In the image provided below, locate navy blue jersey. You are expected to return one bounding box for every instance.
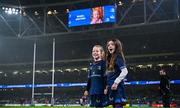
[106,55,127,105]
[87,60,106,95]
[106,55,126,86]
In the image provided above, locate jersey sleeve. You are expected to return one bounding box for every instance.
[114,55,128,84]
[86,63,92,91]
[101,60,107,89]
[116,55,126,69]
[86,78,91,92]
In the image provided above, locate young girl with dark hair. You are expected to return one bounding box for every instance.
[106,38,128,108]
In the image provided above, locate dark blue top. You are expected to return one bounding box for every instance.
[87,60,106,95]
[106,55,126,86]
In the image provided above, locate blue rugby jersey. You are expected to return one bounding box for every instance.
[106,55,126,86]
[86,60,106,95]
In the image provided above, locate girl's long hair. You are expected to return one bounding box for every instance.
[106,38,125,71]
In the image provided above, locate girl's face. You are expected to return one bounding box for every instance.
[107,41,116,54]
[92,46,102,61]
[93,10,100,19]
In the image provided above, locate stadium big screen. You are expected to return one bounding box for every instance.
[68,5,116,27]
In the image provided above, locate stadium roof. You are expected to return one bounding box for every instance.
[0,0,179,39]
[0,0,179,65]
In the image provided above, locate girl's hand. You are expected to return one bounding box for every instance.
[111,83,118,90]
[104,89,108,95]
[84,90,88,96]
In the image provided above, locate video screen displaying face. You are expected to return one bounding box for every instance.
[68,5,116,27]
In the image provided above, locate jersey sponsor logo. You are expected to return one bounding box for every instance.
[90,74,101,77]
[98,66,101,70]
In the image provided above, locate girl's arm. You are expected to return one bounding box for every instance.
[84,79,91,96]
[111,68,128,90]
[86,78,91,91]
[114,67,128,84]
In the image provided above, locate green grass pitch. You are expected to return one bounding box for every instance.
[0,106,152,108]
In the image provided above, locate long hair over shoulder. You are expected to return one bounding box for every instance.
[106,38,126,71]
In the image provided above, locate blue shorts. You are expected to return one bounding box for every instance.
[107,86,127,106]
[90,94,108,107]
